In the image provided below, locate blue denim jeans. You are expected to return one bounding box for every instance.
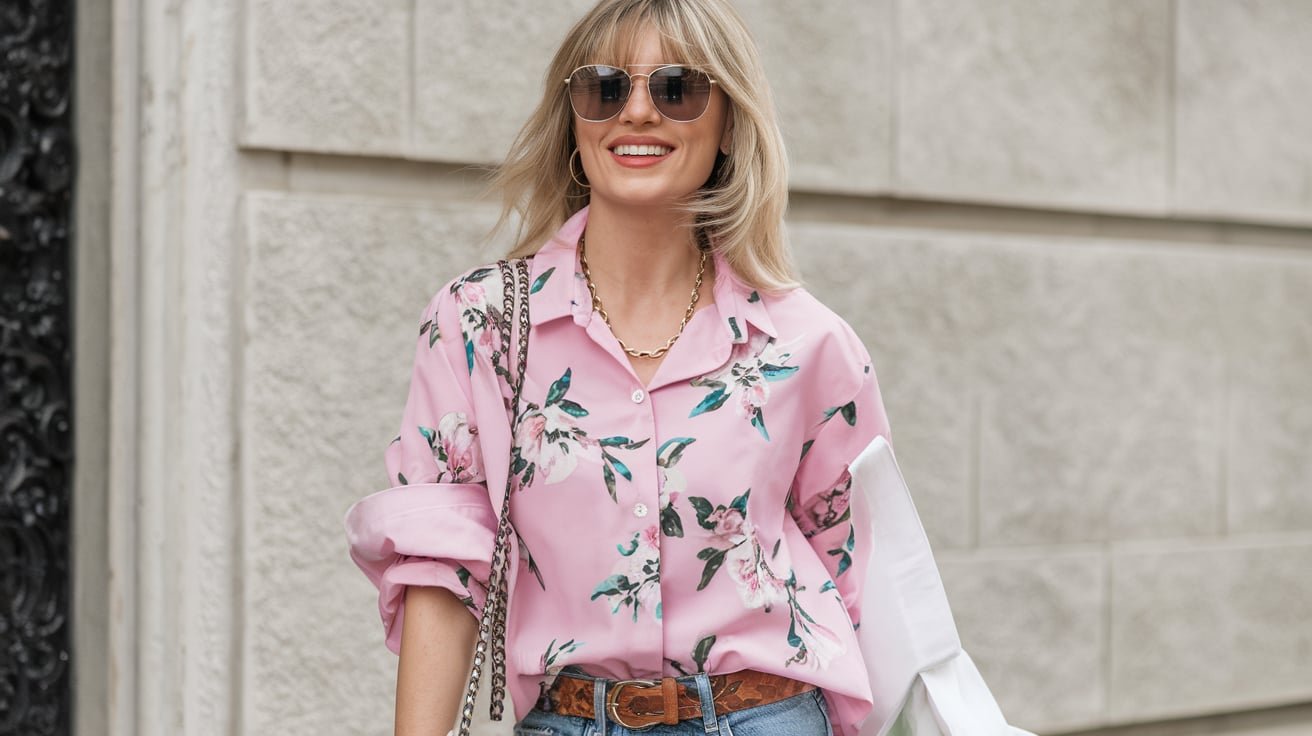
[513,667,833,736]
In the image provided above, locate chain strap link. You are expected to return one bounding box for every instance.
[456,257,531,736]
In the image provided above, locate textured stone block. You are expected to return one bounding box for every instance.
[975,243,1226,545]
[897,0,1171,214]
[242,193,504,734]
[242,0,409,154]
[939,551,1104,732]
[1110,541,1312,720]
[412,0,596,162]
[793,222,1228,548]
[1223,257,1312,533]
[1175,1,1312,225]
[736,0,893,194]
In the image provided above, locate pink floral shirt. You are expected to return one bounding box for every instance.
[345,206,893,736]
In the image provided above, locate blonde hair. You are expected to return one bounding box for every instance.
[490,0,798,293]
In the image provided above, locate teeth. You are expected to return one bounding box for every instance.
[613,144,671,156]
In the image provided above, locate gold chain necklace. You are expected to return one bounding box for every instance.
[578,234,707,360]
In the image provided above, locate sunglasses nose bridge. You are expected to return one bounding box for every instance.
[615,73,662,121]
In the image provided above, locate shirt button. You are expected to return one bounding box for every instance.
[631,389,646,404]
[633,503,649,518]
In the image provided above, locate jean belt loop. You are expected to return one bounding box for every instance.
[694,672,719,734]
[593,674,608,735]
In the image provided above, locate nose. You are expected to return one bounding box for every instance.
[618,75,662,125]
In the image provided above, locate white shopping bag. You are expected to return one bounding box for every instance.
[850,436,1037,736]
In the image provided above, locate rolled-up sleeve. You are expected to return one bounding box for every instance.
[788,332,892,630]
[344,287,497,654]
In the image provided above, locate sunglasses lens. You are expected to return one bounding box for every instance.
[648,66,713,121]
[569,65,630,121]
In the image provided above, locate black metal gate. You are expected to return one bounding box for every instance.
[0,1,75,734]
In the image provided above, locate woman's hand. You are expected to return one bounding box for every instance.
[394,586,477,736]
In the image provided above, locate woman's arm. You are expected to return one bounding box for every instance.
[395,586,477,736]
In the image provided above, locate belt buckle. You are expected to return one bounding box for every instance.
[605,678,662,731]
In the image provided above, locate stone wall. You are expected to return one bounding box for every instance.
[83,1,1312,735]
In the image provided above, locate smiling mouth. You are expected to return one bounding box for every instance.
[611,144,673,156]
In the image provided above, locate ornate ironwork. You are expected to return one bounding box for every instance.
[0,0,75,733]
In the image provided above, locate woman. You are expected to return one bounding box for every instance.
[346,2,1004,735]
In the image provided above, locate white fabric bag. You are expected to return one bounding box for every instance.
[850,436,1037,736]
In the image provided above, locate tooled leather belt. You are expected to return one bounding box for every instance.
[543,669,816,730]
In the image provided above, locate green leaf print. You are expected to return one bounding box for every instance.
[689,384,729,416]
[750,408,770,440]
[695,547,727,591]
[530,266,556,295]
[418,425,436,446]
[692,634,717,671]
[690,496,716,529]
[661,504,684,538]
[591,574,630,598]
[823,401,858,426]
[546,368,573,406]
[657,437,695,467]
[828,525,856,577]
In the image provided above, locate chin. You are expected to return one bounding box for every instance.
[593,182,703,209]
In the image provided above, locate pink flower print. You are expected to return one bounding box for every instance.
[796,474,853,538]
[725,536,788,611]
[640,524,661,551]
[793,615,845,670]
[706,507,747,545]
[454,280,486,308]
[735,380,770,419]
[436,411,485,483]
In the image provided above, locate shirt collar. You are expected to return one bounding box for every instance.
[527,204,778,344]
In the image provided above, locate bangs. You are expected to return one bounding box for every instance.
[582,2,715,71]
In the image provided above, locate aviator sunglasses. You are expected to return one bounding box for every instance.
[564,64,718,122]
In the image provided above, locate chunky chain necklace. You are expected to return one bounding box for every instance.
[578,233,707,360]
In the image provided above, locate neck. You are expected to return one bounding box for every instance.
[579,200,705,300]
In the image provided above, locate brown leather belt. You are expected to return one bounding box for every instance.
[543,669,816,730]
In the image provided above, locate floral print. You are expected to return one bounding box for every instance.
[689,333,800,440]
[453,564,487,612]
[591,525,662,621]
[418,411,485,484]
[656,437,695,537]
[666,634,717,676]
[449,266,504,375]
[796,473,853,539]
[512,368,648,499]
[689,490,845,668]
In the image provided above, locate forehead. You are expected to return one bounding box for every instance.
[587,16,708,68]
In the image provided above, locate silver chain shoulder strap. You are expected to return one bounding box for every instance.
[456,257,531,736]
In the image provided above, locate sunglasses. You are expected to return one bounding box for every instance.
[564,64,717,123]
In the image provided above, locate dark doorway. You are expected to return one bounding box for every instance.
[0,1,75,734]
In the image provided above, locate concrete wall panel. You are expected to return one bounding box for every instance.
[242,192,503,734]
[411,0,596,162]
[1110,541,1312,720]
[1175,1,1312,225]
[242,0,410,154]
[736,0,894,194]
[1224,258,1312,533]
[897,0,1172,214]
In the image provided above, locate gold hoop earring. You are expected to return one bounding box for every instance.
[569,147,590,189]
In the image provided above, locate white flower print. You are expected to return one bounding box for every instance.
[418,411,485,483]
